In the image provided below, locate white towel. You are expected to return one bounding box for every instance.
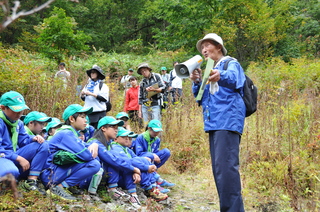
[209,56,233,95]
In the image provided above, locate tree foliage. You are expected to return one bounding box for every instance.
[34,7,91,62]
[0,0,318,62]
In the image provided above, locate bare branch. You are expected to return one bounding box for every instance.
[0,0,10,15]
[0,0,56,32]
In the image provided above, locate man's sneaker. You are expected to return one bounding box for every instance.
[157,180,175,187]
[108,188,130,200]
[46,185,77,201]
[21,179,46,195]
[147,187,168,202]
[129,194,141,209]
[156,185,170,193]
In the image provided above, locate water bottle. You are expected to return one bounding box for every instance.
[88,168,104,194]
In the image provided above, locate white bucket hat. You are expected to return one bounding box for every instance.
[196,33,227,55]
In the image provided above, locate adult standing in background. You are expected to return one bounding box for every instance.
[137,63,165,124]
[80,65,109,128]
[160,67,170,110]
[169,61,182,105]
[160,67,170,84]
[120,68,134,91]
[124,76,143,129]
[190,33,246,211]
[55,62,70,89]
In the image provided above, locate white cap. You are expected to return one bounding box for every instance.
[196,33,227,55]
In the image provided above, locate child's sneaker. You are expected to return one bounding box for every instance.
[46,185,77,201]
[129,194,141,209]
[21,179,46,195]
[157,179,175,187]
[156,185,170,193]
[68,186,84,195]
[147,187,168,202]
[108,188,130,200]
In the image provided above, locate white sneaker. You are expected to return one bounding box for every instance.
[129,194,141,209]
[108,187,130,200]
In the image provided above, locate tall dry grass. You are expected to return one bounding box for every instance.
[1,47,319,210]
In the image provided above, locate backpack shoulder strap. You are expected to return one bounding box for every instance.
[99,81,103,90]
[223,58,235,70]
[153,73,159,81]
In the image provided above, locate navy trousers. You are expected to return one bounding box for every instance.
[154,148,171,168]
[41,159,100,187]
[107,165,156,191]
[209,130,245,212]
[0,141,49,179]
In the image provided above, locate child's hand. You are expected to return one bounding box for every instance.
[132,173,141,184]
[133,167,141,175]
[153,154,161,163]
[88,143,99,158]
[144,157,151,162]
[148,165,157,173]
[33,135,44,144]
[16,156,30,172]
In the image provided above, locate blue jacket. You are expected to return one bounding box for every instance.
[0,119,34,161]
[110,142,150,172]
[89,139,135,173]
[192,59,246,134]
[84,125,95,142]
[45,128,95,168]
[132,134,160,160]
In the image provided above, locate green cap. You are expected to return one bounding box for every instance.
[116,127,133,137]
[129,133,138,138]
[23,111,52,125]
[147,119,163,132]
[62,104,93,121]
[0,91,30,112]
[161,67,167,71]
[116,112,129,119]
[46,117,62,132]
[97,116,124,129]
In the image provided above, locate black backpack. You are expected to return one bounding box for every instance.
[223,59,257,117]
[99,81,112,112]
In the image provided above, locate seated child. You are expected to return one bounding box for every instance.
[0,91,48,194]
[116,112,131,131]
[45,118,62,141]
[23,111,52,136]
[83,116,95,142]
[109,127,168,207]
[85,116,139,196]
[40,104,100,201]
[132,119,175,187]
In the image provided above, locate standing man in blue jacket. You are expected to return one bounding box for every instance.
[190,33,246,212]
